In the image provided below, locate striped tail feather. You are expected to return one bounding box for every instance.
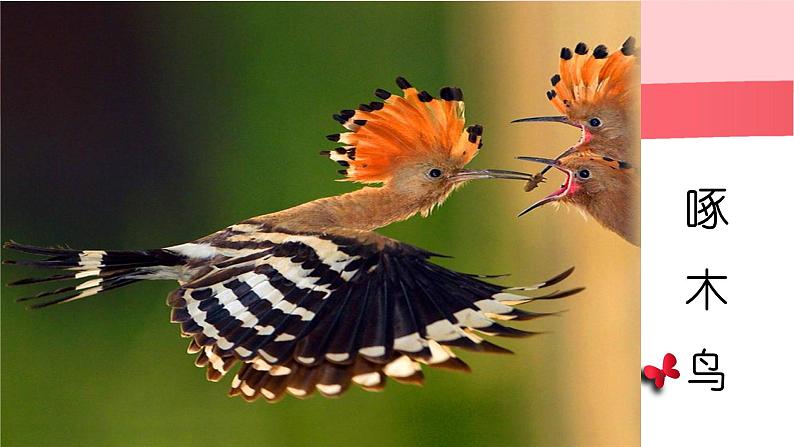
[3,241,186,308]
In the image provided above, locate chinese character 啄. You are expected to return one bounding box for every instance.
[687,188,729,229]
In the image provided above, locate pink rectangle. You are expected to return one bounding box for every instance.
[641,81,793,139]
[642,2,794,84]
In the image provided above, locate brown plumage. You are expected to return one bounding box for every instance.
[517,153,639,245]
[512,38,640,245]
[4,77,583,402]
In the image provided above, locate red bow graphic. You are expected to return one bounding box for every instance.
[643,353,680,389]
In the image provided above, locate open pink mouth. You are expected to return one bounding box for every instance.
[516,158,577,217]
[541,166,576,201]
[579,125,593,145]
[551,125,591,162]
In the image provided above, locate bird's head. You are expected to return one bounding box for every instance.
[512,37,638,154]
[324,77,537,216]
[516,151,635,216]
[516,149,639,244]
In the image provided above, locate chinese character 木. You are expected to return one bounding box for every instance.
[686,268,727,310]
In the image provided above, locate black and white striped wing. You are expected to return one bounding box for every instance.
[167,229,581,402]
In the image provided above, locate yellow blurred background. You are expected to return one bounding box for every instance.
[2,2,639,446]
[448,3,640,445]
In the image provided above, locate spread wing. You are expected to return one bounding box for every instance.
[167,224,582,402]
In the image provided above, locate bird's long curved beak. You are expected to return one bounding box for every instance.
[515,156,574,217]
[450,169,540,183]
[517,156,563,167]
[511,115,588,176]
[511,115,582,129]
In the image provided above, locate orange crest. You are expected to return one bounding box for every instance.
[546,37,638,115]
[322,77,483,183]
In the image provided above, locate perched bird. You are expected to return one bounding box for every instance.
[511,38,640,245]
[4,77,582,402]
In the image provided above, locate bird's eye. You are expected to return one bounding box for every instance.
[578,169,591,179]
[427,168,443,179]
[588,117,602,127]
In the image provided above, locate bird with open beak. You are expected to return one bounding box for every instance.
[512,38,640,245]
[513,37,638,169]
[4,77,582,402]
[518,152,639,245]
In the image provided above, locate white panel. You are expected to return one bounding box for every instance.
[642,136,794,445]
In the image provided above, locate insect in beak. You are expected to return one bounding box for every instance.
[515,156,575,217]
[449,169,541,183]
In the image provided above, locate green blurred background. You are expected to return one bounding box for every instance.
[2,3,639,446]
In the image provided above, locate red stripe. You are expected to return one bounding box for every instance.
[641,81,793,139]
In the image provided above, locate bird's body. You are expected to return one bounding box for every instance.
[513,38,640,245]
[5,78,581,402]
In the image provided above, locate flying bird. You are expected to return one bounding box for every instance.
[4,77,582,402]
[512,38,640,245]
